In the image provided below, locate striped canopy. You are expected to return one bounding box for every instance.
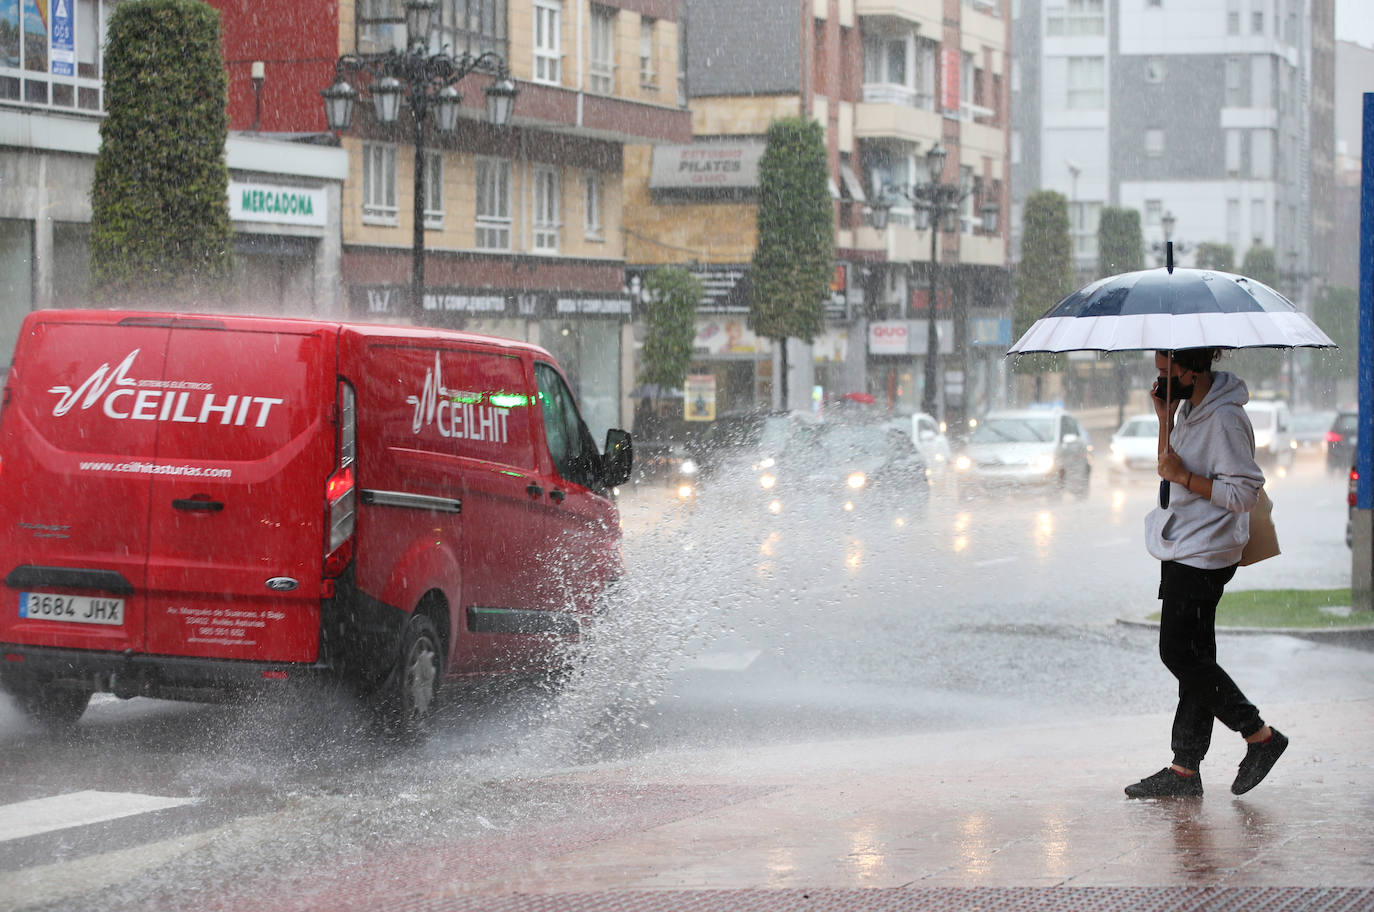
[1007,267,1336,355]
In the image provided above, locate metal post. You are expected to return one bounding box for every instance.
[922,212,939,417]
[412,112,427,314]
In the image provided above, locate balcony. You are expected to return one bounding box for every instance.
[855,89,942,145]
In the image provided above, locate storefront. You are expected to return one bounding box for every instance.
[0,116,346,367]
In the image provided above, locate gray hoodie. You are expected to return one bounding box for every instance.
[1145,370,1265,569]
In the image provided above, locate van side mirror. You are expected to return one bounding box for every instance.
[603,428,633,487]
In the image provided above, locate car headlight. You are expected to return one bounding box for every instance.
[677,484,695,500]
[1109,444,1125,462]
[955,455,972,472]
[760,473,777,490]
[755,457,776,470]
[1033,453,1056,473]
[847,471,867,489]
[680,458,699,476]
[1255,431,1272,449]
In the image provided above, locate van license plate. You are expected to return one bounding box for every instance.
[19,592,125,626]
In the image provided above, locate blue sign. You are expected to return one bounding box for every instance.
[51,0,74,77]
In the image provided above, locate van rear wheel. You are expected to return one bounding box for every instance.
[379,614,443,739]
[10,685,92,729]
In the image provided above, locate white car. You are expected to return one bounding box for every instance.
[1107,414,1160,480]
[883,412,951,468]
[1243,399,1296,466]
[955,408,1093,498]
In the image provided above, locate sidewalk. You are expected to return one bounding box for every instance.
[264,698,1374,911]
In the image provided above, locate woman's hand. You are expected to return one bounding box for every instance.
[1157,446,1187,485]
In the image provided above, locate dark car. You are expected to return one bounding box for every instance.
[747,416,930,520]
[1327,410,1358,473]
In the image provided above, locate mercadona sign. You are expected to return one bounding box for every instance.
[228,181,327,227]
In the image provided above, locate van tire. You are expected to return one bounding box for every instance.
[380,614,443,739]
[11,685,92,729]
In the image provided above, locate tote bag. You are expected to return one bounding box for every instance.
[1240,487,1280,566]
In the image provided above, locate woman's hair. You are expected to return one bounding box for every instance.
[1169,347,1222,373]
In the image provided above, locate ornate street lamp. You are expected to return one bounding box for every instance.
[321,0,518,313]
[873,144,999,418]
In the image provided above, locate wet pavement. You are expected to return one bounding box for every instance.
[158,695,1371,912]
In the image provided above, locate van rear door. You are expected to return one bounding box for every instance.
[142,321,335,663]
[0,316,169,655]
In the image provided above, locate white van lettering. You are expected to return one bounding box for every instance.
[50,349,141,416]
[131,390,161,420]
[103,388,135,419]
[48,351,288,427]
[406,353,509,444]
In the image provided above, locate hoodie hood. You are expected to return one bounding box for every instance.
[1178,370,1248,427]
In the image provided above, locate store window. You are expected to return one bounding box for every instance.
[0,219,33,371]
[1,0,107,110]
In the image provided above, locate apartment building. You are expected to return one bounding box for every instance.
[1010,0,1334,288]
[625,0,1011,425]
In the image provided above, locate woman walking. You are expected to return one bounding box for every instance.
[1125,347,1288,798]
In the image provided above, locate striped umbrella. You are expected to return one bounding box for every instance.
[1007,266,1334,355]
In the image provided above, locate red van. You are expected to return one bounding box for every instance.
[0,310,632,733]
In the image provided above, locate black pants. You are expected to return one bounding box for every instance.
[1158,560,1264,770]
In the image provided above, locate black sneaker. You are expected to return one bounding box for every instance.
[1125,767,1203,798]
[1231,729,1288,795]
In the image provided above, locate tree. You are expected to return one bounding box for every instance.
[1096,207,1144,277]
[1309,285,1357,404]
[91,0,233,303]
[1194,242,1235,272]
[1231,245,1283,388]
[1013,191,1074,392]
[750,117,834,407]
[638,265,702,405]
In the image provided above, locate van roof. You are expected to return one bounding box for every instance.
[23,309,555,361]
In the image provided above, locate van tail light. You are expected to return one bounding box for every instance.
[1350,468,1359,509]
[1327,431,1342,444]
[324,382,357,579]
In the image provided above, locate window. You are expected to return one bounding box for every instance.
[475,157,511,250]
[535,362,600,490]
[1251,8,1264,33]
[1224,57,1243,107]
[1011,130,1022,164]
[1144,199,1162,225]
[959,166,975,233]
[534,0,562,85]
[589,5,615,94]
[1225,129,1242,176]
[1,0,108,110]
[960,51,975,111]
[1046,0,1104,36]
[429,0,509,59]
[1069,201,1101,261]
[424,151,444,228]
[1145,128,1164,157]
[533,165,560,252]
[584,171,603,240]
[1066,56,1104,110]
[1011,57,1021,92]
[862,32,935,108]
[362,143,398,223]
[639,17,657,88]
[1226,0,1240,34]
[1251,199,1266,243]
[1251,129,1273,179]
[359,0,405,54]
[1227,198,1241,250]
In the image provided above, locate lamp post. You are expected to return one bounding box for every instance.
[321,0,518,313]
[868,144,998,419]
[1152,210,1190,269]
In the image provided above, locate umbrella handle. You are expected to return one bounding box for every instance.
[1159,478,1170,509]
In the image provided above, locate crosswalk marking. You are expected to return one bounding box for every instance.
[0,790,196,843]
